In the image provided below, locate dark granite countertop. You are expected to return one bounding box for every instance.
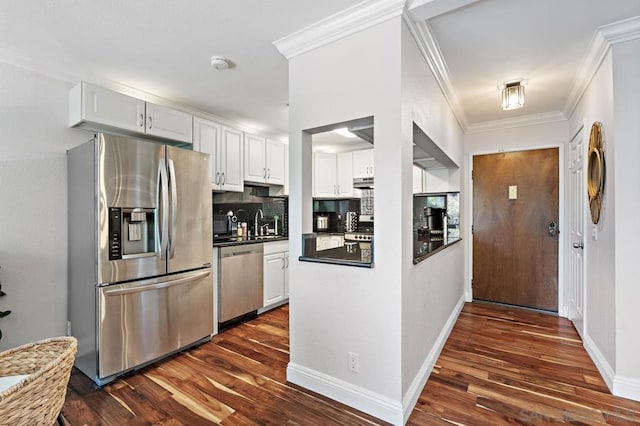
[299,241,373,268]
[213,236,288,247]
[413,235,461,264]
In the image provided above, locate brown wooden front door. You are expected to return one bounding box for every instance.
[472,148,559,312]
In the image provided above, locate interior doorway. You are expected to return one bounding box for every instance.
[472,148,560,312]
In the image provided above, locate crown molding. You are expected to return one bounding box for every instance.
[272,0,406,60]
[402,13,469,131]
[564,16,640,118]
[465,111,567,134]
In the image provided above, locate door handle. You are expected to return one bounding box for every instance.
[158,159,169,259]
[168,159,178,258]
[548,221,559,237]
[103,269,211,296]
[573,242,584,249]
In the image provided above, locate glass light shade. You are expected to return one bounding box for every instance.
[501,83,525,110]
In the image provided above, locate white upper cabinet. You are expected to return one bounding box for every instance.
[313,153,338,197]
[69,82,193,144]
[424,168,449,193]
[352,148,374,178]
[265,139,286,185]
[413,165,424,194]
[336,151,355,197]
[145,103,193,143]
[193,117,243,192]
[244,134,285,185]
[244,133,267,182]
[218,125,244,192]
[70,82,145,133]
[313,152,354,198]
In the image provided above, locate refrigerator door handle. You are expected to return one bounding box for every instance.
[158,159,169,260]
[168,159,178,259]
[102,269,211,296]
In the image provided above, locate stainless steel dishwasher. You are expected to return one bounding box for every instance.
[219,244,264,324]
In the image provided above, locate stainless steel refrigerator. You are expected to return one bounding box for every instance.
[68,133,213,385]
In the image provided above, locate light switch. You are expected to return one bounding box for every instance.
[508,185,518,200]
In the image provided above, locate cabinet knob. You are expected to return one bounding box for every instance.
[139,113,144,127]
[215,172,220,185]
[148,116,153,129]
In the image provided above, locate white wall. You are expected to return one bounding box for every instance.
[287,18,405,423]
[0,61,88,350]
[611,39,640,399]
[400,20,465,415]
[568,50,616,377]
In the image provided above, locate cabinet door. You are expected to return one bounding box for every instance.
[146,103,193,143]
[244,133,267,183]
[413,165,424,194]
[220,126,244,192]
[313,153,337,197]
[264,253,285,306]
[80,83,145,133]
[352,149,373,178]
[284,252,289,298]
[329,235,344,249]
[316,236,331,251]
[425,168,449,193]
[193,117,221,188]
[266,139,286,185]
[336,151,354,197]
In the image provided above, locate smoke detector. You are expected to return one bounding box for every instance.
[210,56,230,70]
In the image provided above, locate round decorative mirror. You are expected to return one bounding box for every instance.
[587,122,605,224]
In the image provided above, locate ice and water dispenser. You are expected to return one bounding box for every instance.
[108,207,158,260]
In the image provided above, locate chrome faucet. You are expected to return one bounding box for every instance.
[254,209,264,236]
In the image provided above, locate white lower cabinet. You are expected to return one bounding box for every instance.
[263,241,289,308]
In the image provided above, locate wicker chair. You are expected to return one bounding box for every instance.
[0,336,77,426]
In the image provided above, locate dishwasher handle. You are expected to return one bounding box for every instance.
[220,245,263,258]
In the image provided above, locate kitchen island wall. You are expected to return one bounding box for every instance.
[0,61,87,351]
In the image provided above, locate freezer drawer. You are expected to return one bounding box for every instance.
[97,268,212,380]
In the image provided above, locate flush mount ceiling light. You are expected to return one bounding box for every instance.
[333,127,356,138]
[501,81,525,110]
[210,56,231,70]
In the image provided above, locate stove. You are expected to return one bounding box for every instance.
[344,232,373,242]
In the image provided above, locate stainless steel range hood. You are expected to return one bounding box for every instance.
[353,176,374,188]
[348,123,373,143]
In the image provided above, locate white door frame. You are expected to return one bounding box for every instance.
[464,143,566,315]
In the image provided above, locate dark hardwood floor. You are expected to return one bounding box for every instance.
[61,303,640,425]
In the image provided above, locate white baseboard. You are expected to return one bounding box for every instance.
[583,332,615,391]
[614,375,640,402]
[402,295,466,423]
[287,363,403,425]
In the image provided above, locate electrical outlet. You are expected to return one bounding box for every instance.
[348,352,359,373]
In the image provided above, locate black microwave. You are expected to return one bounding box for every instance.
[213,214,237,239]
